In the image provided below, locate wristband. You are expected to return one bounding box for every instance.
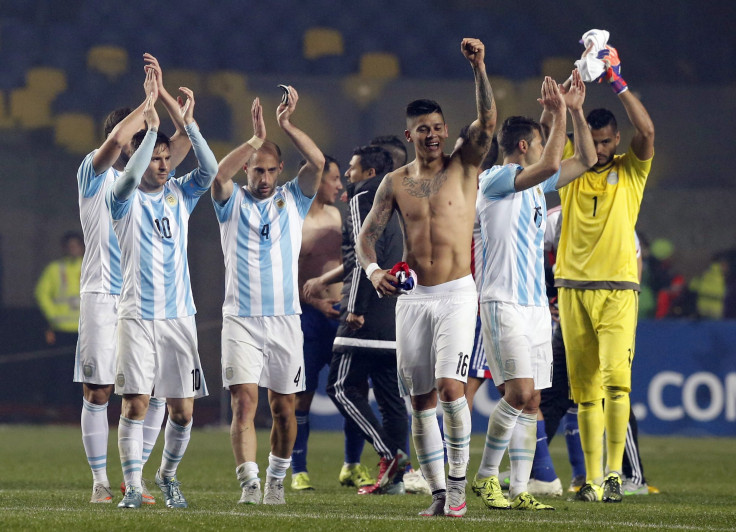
[365,262,380,280]
[246,136,264,150]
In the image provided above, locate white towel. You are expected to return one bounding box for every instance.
[574,29,610,82]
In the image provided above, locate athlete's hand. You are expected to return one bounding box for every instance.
[369,269,399,297]
[303,276,327,301]
[143,53,165,93]
[252,97,266,140]
[346,313,365,330]
[143,75,160,131]
[310,297,340,319]
[461,38,485,68]
[561,69,586,111]
[178,87,195,125]
[277,85,298,127]
[143,65,159,102]
[538,76,565,117]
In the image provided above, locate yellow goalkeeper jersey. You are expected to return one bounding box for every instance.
[555,141,652,290]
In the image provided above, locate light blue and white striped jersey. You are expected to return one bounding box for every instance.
[213,179,314,317]
[107,174,210,320]
[477,163,559,306]
[77,151,123,295]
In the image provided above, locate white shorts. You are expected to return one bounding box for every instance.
[395,275,478,396]
[221,314,305,394]
[74,292,118,384]
[480,301,553,389]
[115,315,208,399]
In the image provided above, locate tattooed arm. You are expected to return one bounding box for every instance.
[357,174,400,296]
[456,38,497,169]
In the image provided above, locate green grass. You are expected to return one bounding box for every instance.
[0,425,734,531]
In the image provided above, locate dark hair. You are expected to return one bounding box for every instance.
[406,99,444,121]
[103,107,133,138]
[498,116,542,157]
[352,145,393,176]
[62,231,84,246]
[132,130,171,151]
[587,108,618,131]
[299,154,340,173]
[370,135,407,167]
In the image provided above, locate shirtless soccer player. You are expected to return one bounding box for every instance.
[357,38,496,517]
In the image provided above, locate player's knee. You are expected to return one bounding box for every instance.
[604,386,629,401]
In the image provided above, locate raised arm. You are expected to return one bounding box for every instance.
[91,70,156,174]
[513,77,567,191]
[457,38,496,168]
[112,89,159,201]
[179,87,218,189]
[277,86,325,197]
[557,69,597,187]
[144,53,191,168]
[356,175,399,296]
[212,98,265,204]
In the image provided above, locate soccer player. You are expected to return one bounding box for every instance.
[108,75,217,509]
[553,45,655,503]
[356,38,496,517]
[291,155,367,491]
[325,145,409,496]
[75,55,190,504]
[473,70,596,511]
[212,88,324,505]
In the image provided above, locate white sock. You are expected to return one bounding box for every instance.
[142,397,166,467]
[236,461,260,488]
[441,397,471,479]
[82,399,109,486]
[509,412,537,498]
[477,398,521,478]
[159,418,192,478]
[412,408,446,494]
[118,416,143,489]
[266,453,291,480]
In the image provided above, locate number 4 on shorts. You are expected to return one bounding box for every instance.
[293,366,302,386]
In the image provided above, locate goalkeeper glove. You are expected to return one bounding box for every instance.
[597,45,628,95]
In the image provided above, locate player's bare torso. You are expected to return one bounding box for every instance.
[392,154,476,286]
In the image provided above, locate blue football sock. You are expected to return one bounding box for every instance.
[344,419,365,464]
[564,410,586,478]
[530,420,558,481]
[292,410,309,473]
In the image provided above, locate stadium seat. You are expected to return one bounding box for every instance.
[359,52,400,79]
[9,88,53,128]
[207,71,248,104]
[87,45,129,81]
[303,27,344,60]
[54,112,97,154]
[25,67,68,99]
[0,92,14,128]
[164,69,204,95]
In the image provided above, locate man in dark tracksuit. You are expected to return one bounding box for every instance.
[327,145,409,495]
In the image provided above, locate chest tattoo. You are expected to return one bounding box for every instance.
[402,170,448,198]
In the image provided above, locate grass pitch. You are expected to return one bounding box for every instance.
[0,425,734,531]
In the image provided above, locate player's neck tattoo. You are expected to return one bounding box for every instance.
[401,170,448,198]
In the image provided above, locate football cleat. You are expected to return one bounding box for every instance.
[473,474,510,509]
[90,483,113,503]
[383,481,406,495]
[339,463,375,488]
[418,495,446,517]
[568,474,586,493]
[118,485,142,509]
[120,479,155,504]
[238,479,261,504]
[403,468,431,496]
[154,469,188,508]
[510,492,555,510]
[575,481,603,502]
[290,471,314,491]
[263,477,285,505]
[528,477,563,497]
[444,480,467,517]
[602,472,623,503]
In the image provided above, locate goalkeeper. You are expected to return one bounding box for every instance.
[545,35,655,503]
